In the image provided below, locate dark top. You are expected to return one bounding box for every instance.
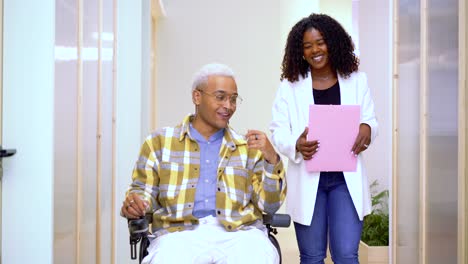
[313,81,341,105]
[313,81,345,177]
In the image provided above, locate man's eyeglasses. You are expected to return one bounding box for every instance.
[197,90,243,106]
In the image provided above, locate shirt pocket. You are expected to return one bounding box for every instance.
[223,166,251,205]
[158,161,183,201]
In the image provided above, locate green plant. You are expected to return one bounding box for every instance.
[361,180,389,246]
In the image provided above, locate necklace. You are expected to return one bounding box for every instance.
[313,75,332,81]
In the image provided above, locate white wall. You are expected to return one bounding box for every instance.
[2,0,55,263]
[279,0,319,47]
[154,0,281,136]
[320,0,353,34]
[358,0,392,193]
[140,0,152,139]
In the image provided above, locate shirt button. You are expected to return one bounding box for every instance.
[205,179,209,183]
[217,188,221,191]
[217,210,221,215]
[205,199,209,203]
[206,160,210,163]
[227,225,232,230]
[207,142,211,145]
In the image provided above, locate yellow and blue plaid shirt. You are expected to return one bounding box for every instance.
[127,115,287,236]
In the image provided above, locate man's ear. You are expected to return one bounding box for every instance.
[192,89,201,105]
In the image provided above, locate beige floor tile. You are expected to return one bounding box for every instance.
[275,225,300,264]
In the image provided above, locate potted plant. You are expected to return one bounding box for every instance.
[359,180,389,264]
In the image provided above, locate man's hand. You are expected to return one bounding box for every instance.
[245,129,280,164]
[351,123,371,156]
[120,192,148,219]
[296,127,319,160]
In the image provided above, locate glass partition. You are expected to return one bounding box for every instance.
[396,0,459,263]
[54,0,78,262]
[54,0,115,263]
[426,0,458,263]
[397,0,421,262]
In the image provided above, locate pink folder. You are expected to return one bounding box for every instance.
[306,105,360,172]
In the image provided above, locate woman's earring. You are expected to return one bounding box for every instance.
[302,56,307,60]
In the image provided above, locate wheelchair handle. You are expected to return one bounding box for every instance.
[129,218,149,237]
[128,217,150,260]
[263,213,291,228]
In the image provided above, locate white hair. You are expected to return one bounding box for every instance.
[191,63,236,91]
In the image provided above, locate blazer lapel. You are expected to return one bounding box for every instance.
[295,72,314,123]
[338,73,355,105]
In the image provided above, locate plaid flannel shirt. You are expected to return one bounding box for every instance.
[127,115,287,236]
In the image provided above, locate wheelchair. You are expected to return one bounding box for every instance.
[129,213,291,264]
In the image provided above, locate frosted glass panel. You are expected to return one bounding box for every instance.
[80,0,99,260]
[397,0,420,263]
[426,0,458,263]
[99,0,115,263]
[54,0,78,263]
[54,0,116,262]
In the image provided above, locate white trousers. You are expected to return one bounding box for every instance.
[142,216,279,264]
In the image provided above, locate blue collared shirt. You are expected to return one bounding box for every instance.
[189,124,224,218]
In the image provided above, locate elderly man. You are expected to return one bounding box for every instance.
[121,63,287,264]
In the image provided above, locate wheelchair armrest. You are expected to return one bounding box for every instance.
[263,213,291,228]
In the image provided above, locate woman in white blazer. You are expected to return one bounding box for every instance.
[270,14,378,264]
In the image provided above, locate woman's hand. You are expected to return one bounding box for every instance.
[296,127,319,160]
[351,123,371,156]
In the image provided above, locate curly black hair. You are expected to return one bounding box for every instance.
[280,13,359,82]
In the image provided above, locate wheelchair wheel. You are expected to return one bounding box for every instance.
[268,234,282,264]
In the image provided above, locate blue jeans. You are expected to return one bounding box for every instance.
[294,172,362,264]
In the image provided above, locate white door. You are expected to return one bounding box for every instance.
[1,0,55,263]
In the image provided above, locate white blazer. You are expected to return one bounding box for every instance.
[270,71,378,225]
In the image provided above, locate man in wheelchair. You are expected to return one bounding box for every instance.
[121,63,287,264]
